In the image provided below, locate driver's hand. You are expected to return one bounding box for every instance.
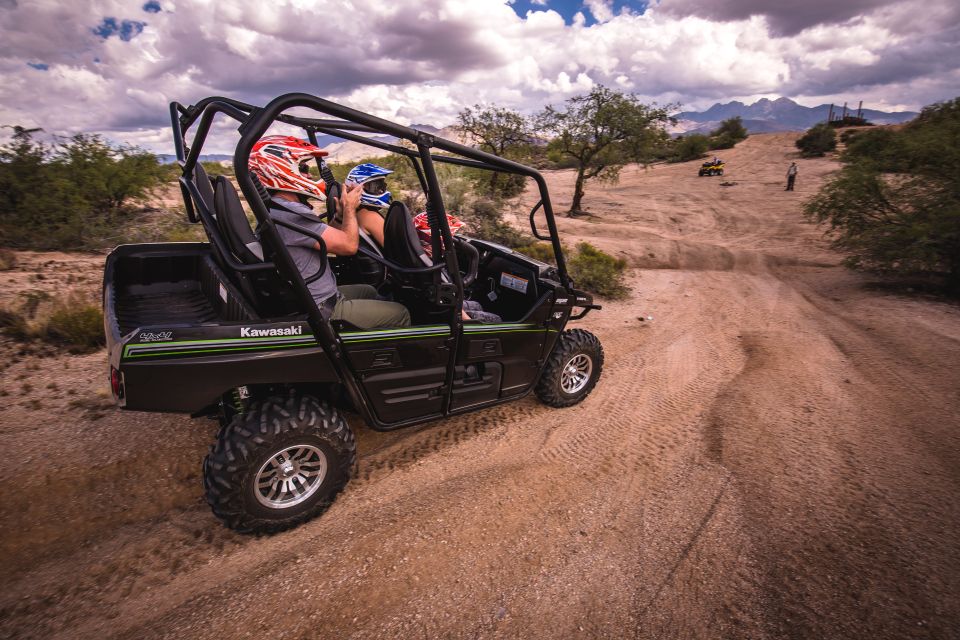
[339,182,362,214]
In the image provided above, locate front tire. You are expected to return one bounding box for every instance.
[536,329,604,407]
[203,393,355,533]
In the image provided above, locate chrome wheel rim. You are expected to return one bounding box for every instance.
[560,353,593,394]
[254,445,327,509]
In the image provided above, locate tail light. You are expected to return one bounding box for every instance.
[110,366,125,400]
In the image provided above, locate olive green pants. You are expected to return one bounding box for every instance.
[331,284,411,329]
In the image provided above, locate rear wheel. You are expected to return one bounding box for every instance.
[536,329,604,407]
[203,393,355,533]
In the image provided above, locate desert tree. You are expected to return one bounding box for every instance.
[454,104,534,199]
[538,85,673,214]
[805,97,960,290]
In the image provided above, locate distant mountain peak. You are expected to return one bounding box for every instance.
[673,97,917,135]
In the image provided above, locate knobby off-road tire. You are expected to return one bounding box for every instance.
[535,329,604,408]
[203,394,356,533]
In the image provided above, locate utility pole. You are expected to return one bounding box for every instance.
[857,101,863,119]
[828,103,834,123]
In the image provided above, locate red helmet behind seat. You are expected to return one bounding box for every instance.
[248,135,328,200]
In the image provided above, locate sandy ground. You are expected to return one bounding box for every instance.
[1,132,959,639]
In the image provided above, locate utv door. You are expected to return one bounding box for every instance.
[339,324,452,424]
[452,256,556,410]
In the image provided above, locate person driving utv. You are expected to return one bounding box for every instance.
[248,135,410,329]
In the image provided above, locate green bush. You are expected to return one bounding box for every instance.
[46,298,105,352]
[805,97,960,290]
[0,291,104,353]
[710,117,748,144]
[0,128,166,249]
[200,161,233,178]
[569,242,629,299]
[515,241,628,298]
[796,123,837,157]
[461,199,529,248]
[708,132,738,150]
[515,241,557,263]
[669,134,710,163]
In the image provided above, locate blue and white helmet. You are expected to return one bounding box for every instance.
[345,163,393,210]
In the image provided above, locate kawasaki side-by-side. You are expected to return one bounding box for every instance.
[103,93,604,532]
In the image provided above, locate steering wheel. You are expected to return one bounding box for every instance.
[454,237,479,288]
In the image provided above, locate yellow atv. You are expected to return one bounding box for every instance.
[698,159,724,176]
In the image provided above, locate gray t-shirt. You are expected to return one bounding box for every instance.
[269,197,338,305]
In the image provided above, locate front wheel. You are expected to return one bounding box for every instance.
[536,329,604,407]
[203,393,356,533]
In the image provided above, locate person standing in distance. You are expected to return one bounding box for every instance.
[786,162,798,191]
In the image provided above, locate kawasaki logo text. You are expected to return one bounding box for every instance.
[240,326,303,337]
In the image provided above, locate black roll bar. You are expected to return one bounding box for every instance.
[269,218,328,283]
[174,91,573,289]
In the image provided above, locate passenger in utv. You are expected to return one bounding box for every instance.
[343,162,392,246]
[248,135,410,329]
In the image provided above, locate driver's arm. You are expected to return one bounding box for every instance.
[317,183,362,255]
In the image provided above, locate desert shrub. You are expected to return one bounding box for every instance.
[514,241,628,298]
[200,161,233,178]
[805,97,960,290]
[0,128,167,249]
[569,242,629,299]
[796,123,837,157]
[0,247,16,270]
[841,128,902,167]
[515,241,557,263]
[710,117,748,145]
[46,297,105,351]
[460,198,529,248]
[669,134,710,163]
[0,291,104,352]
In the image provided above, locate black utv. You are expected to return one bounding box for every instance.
[103,93,604,533]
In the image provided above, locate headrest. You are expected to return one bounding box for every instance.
[213,176,263,264]
[193,163,216,217]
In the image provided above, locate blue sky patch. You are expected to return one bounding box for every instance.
[509,0,646,25]
[27,62,49,71]
[143,1,161,13]
[93,17,146,41]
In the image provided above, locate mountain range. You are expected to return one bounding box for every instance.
[671,97,918,135]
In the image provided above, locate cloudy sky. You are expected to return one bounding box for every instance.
[1,0,958,153]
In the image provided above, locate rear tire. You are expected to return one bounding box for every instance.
[536,329,604,407]
[203,393,355,533]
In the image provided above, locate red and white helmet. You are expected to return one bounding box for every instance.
[248,135,328,200]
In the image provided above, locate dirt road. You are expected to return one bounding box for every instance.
[2,133,959,639]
